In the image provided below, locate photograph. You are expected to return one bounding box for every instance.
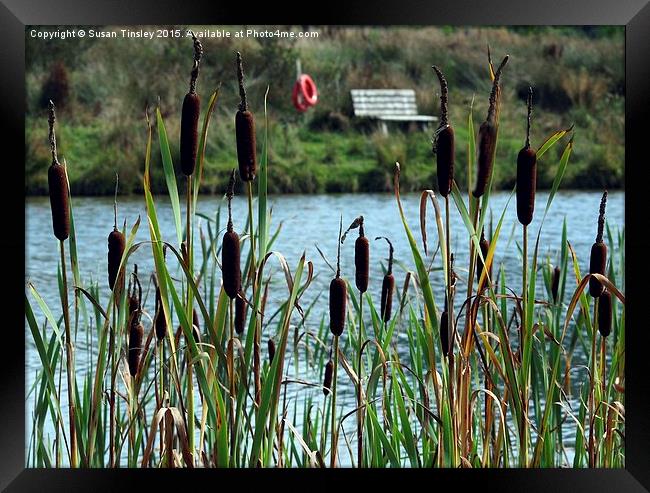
[22,24,627,470]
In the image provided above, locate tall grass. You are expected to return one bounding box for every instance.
[25,49,625,469]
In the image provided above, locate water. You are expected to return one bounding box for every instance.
[25,190,624,466]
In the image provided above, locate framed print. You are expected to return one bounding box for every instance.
[2,0,649,490]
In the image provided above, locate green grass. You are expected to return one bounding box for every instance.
[25,25,624,195]
[25,44,625,469]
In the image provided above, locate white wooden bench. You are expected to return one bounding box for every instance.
[350,89,437,134]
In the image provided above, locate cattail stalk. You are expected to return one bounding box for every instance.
[473,54,509,198]
[376,237,395,326]
[329,217,345,468]
[180,32,202,177]
[47,101,76,467]
[551,266,561,304]
[517,88,537,227]
[432,66,454,198]
[342,215,368,467]
[236,52,257,181]
[589,192,608,298]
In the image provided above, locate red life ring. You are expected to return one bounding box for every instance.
[292,74,318,112]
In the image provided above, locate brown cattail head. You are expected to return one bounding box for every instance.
[440,307,450,358]
[477,229,491,285]
[432,66,454,197]
[380,274,395,323]
[47,101,70,241]
[329,277,347,337]
[180,92,200,176]
[107,228,126,291]
[128,319,144,377]
[342,216,369,293]
[589,191,608,298]
[551,266,561,304]
[236,52,257,182]
[474,120,497,198]
[473,54,509,198]
[330,217,347,336]
[127,265,141,316]
[268,339,276,364]
[193,308,200,334]
[222,170,241,299]
[222,230,241,299]
[597,289,612,338]
[154,278,167,342]
[376,237,395,323]
[235,292,247,335]
[516,88,537,226]
[323,359,334,396]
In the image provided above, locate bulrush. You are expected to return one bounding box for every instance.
[154,276,167,342]
[589,191,608,298]
[127,277,144,378]
[107,228,125,292]
[342,216,369,294]
[597,290,612,338]
[551,266,561,304]
[516,87,537,226]
[473,53,509,198]
[330,218,347,337]
[235,52,257,182]
[180,33,202,176]
[432,66,454,197]
[235,292,247,335]
[375,236,395,323]
[323,358,334,396]
[268,339,276,364]
[477,229,491,285]
[47,102,70,241]
[222,170,241,299]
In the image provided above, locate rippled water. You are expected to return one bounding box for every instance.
[25,190,624,466]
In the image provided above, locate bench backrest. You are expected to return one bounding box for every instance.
[350,89,419,117]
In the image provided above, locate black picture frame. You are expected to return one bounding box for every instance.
[4,0,649,490]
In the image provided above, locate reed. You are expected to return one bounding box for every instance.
[597,290,612,338]
[551,265,561,304]
[329,217,346,467]
[180,33,202,177]
[222,171,242,299]
[47,102,70,242]
[516,87,537,227]
[473,54,509,198]
[589,191,608,298]
[432,66,454,198]
[236,52,257,182]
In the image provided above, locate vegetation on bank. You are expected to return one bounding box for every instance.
[26,26,624,195]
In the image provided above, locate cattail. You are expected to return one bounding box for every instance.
[154,278,166,342]
[551,266,561,304]
[376,237,395,323]
[440,306,450,358]
[128,318,144,377]
[343,216,369,294]
[235,52,257,182]
[268,339,276,364]
[477,229,491,285]
[222,170,241,299]
[473,54,509,198]
[107,228,125,291]
[46,101,70,241]
[193,308,200,334]
[235,293,247,335]
[330,217,347,336]
[516,88,537,226]
[597,290,612,338]
[323,359,334,396]
[180,33,202,176]
[432,66,454,197]
[589,191,608,298]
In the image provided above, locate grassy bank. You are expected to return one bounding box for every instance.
[26,26,624,195]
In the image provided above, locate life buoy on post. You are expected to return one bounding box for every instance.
[292,61,318,112]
